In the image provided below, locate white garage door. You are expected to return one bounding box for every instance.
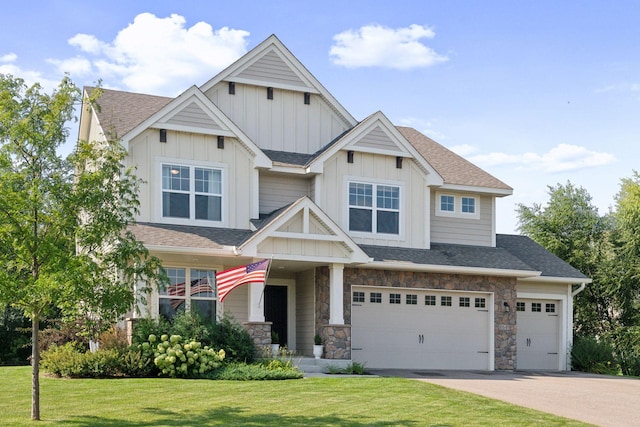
[351,287,491,370]
[516,299,560,370]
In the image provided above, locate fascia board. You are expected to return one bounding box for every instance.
[363,261,542,278]
[518,275,592,284]
[439,183,513,196]
[145,245,236,257]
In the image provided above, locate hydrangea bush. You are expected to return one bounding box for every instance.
[149,334,225,378]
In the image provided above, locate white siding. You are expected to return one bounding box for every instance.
[320,150,428,248]
[165,102,223,131]
[259,173,311,215]
[204,83,350,154]
[128,129,255,229]
[430,193,493,246]
[236,51,308,89]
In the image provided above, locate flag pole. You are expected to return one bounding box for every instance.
[258,255,274,308]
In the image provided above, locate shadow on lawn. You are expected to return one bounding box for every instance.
[50,406,448,427]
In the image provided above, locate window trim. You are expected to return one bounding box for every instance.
[156,157,227,226]
[435,192,480,220]
[346,177,404,239]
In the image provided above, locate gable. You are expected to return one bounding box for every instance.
[234,49,311,91]
[162,101,225,132]
[352,125,410,155]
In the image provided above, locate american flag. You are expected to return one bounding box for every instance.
[216,259,270,302]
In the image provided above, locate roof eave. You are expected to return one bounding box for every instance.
[362,261,541,278]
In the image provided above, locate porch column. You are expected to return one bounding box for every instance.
[329,263,344,325]
[248,282,265,322]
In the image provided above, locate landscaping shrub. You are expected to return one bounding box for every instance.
[571,336,618,374]
[119,345,158,377]
[151,334,225,378]
[41,343,120,378]
[0,305,31,365]
[130,316,170,345]
[209,315,255,363]
[207,361,303,380]
[607,326,640,377]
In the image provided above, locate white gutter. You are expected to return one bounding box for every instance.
[572,283,587,297]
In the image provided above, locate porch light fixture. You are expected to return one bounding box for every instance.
[159,129,167,143]
[347,150,354,163]
[217,135,224,149]
[503,301,510,312]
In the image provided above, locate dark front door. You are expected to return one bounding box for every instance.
[264,285,288,346]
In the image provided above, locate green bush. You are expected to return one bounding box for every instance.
[152,334,225,378]
[41,343,120,378]
[119,345,158,377]
[209,315,255,363]
[130,316,170,345]
[571,336,618,374]
[207,361,303,380]
[607,327,640,377]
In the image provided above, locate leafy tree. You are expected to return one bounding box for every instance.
[516,182,613,335]
[0,75,166,420]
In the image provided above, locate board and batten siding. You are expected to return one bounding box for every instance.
[320,150,428,248]
[430,193,493,246]
[128,129,255,229]
[204,83,350,154]
[259,173,312,215]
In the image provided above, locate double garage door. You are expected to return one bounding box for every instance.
[351,287,491,370]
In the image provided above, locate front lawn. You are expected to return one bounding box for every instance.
[1,366,588,426]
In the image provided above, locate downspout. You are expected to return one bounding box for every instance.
[571,283,586,297]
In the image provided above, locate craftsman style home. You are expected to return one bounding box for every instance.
[78,35,589,371]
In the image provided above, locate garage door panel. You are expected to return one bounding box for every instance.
[352,288,491,370]
[517,299,560,370]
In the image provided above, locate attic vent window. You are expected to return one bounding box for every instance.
[217,135,224,149]
[159,129,167,143]
[228,82,235,95]
[396,156,403,169]
[267,87,274,100]
[304,92,310,105]
[347,150,354,163]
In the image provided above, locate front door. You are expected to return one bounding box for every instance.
[264,285,288,346]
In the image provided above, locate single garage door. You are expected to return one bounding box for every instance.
[351,287,491,370]
[516,299,560,370]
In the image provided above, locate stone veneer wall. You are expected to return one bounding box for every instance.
[243,322,272,357]
[316,267,518,370]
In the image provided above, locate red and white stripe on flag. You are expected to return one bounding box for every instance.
[216,259,270,302]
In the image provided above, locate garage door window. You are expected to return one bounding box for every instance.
[459,297,470,307]
[353,291,365,303]
[531,302,542,312]
[441,296,452,306]
[389,293,401,304]
[425,295,436,306]
[406,294,417,305]
[475,297,486,308]
[516,302,525,311]
[546,303,556,313]
[370,292,382,303]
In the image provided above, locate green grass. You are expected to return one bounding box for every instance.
[1,366,589,426]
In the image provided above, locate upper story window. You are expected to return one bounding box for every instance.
[162,163,222,222]
[436,192,479,219]
[348,181,400,235]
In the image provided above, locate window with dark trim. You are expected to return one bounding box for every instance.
[389,293,401,304]
[406,294,417,305]
[532,302,542,312]
[545,303,556,313]
[475,297,486,308]
[516,302,525,312]
[459,297,470,307]
[441,296,452,306]
[353,291,365,303]
[370,292,382,303]
[425,295,436,306]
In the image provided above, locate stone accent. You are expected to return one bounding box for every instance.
[243,322,273,357]
[320,324,351,359]
[315,266,518,370]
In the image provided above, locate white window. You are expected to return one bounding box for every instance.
[159,268,216,322]
[349,181,400,235]
[435,192,479,219]
[162,163,222,222]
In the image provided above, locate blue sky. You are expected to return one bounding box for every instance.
[2,1,638,234]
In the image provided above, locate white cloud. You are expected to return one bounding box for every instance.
[448,144,478,156]
[1,52,17,63]
[469,143,616,173]
[60,13,250,95]
[0,53,60,90]
[329,24,448,69]
[48,56,92,76]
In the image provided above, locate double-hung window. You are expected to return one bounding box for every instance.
[162,163,222,222]
[159,268,217,322]
[349,181,400,234]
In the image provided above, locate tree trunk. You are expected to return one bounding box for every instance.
[31,315,40,421]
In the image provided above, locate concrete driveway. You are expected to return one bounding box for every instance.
[369,370,640,427]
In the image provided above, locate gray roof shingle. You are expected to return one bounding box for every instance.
[130,222,252,248]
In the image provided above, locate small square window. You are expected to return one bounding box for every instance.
[353,291,365,303]
[532,303,542,312]
[461,197,476,214]
[474,298,486,308]
[389,293,401,304]
[459,297,470,307]
[425,295,436,306]
[516,302,525,312]
[546,303,556,313]
[440,195,454,212]
[406,294,417,305]
[441,296,452,306]
[370,292,382,303]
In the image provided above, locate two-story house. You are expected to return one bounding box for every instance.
[78,34,589,371]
